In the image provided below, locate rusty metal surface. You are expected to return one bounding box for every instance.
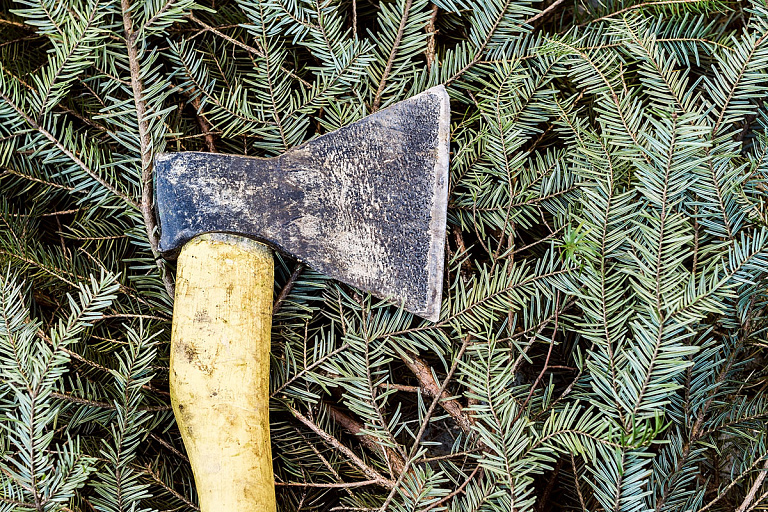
[155,85,450,321]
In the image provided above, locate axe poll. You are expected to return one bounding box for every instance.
[155,86,451,511]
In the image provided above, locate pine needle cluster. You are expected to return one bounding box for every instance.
[1,0,768,509]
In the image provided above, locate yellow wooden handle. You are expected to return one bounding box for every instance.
[170,233,276,512]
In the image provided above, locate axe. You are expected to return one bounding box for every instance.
[155,85,450,511]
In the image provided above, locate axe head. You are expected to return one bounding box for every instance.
[155,86,450,321]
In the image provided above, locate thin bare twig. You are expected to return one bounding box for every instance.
[400,351,473,433]
[189,95,217,152]
[517,292,560,417]
[746,489,768,512]
[379,335,473,510]
[149,433,189,463]
[276,480,381,488]
[420,465,481,512]
[287,403,395,488]
[736,459,768,512]
[121,0,175,299]
[525,0,566,25]
[579,0,710,26]
[327,403,406,477]
[293,427,356,498]
[273,263,305,314]
[185,13,311,87]
[144,464,200,510]
[52,392,171,411]
[372,0,414,110]
[425,4,438,71]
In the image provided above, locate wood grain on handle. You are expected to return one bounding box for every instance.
[170,233,276,512]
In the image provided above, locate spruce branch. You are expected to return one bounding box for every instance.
[379,334,472,511]
[579,0,714,27]
[372,0,413,110]
[327,403,406,477]
[287,403,396,487]
[185,12,312,87]
[120,0,175,299]
[0,89,138,208]
[400,351,473,433]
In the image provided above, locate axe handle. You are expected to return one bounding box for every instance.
[170,233,276,512]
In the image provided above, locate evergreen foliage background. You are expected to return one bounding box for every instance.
[1,0,768,508]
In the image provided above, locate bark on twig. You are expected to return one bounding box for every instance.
[421,465,481,512]
[51,392,171,411]
[736,459,768,512]
[400,351,473,433]
[327,403,406,477]
[525,0,565,26]
[185,13,311,87]
[379,335,473,510]
[150,433,189,463]
[425,4,438,71]
[276,480,380,488]
[372,0,414,110]
[189,95,217,153]
[121,0,175,299]
[287,403,395,488]
[144,464,200,510]
[273,263,305,315]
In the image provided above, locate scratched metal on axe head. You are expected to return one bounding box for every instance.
[155,85,450,321]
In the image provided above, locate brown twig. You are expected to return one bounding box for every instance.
[293,427,356,498]
[452,225,473,278]
[120,0,175,299]
[526,0,566,26]
[536,458,563,512]
[287,403,395,488]
[400,351,473,433]
[144,464,200,510]
[379,335,473,510]
[0,15,26,27]
[515,292,560,420]
[655,301,756,511]
[51,392,171,411]
[1,167,75,191]
[149,433,189,463]
[37,327,114,374]
[578,0,709,26]
[100,313,170,321]
[418,449,480,464]
[425,4,438,72]
[185,13,311,87]
[735,458,768,512]
[372,0,414,110]
[273,263,305,314]
[571,453,587,511]
[189,95,217,152]
[327,403,406,477]
[379,382,421,393]
[746,490,768,512]
[445,0,512,86]
[276,480,381,488]
[0,497,36,508]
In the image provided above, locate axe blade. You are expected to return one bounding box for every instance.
[156,85,450,321]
